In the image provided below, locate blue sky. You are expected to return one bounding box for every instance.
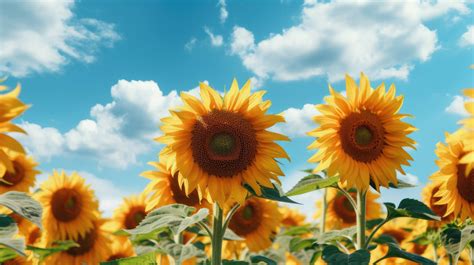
[0,0,473,216]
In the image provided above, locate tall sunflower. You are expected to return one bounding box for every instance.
[142,160,208,211]
[157,80,289,206]
[227,197,281,252]
[106,193,148,233]
[0,152,39,194]
[0,82,29,178]
[430,129,474,219]
[314,188,381,229]
[308,73,416,191]
[44,219,111,265]
[421,182,453,227]
[36,171,100,241]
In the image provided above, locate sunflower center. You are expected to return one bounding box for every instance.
[191,110,257,177]
[209,133,236,156]
[228,200,262,236]
[124,207,146,229]
[169,174,200,206]
[66,229,97,256]
[0,161,25,186]
[51,188,82,222]
[456,163,474,203]
[333,193,356,224]
[412,243,428,255]
[27,227,41,245]
[339,110,385,162]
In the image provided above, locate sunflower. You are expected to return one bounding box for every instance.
[2,256,32,265]
[104,239,135,262]
[44,219,111,265]
[314,188,381,229]
[36,171,100,241]
[279,206,306,227]
[430,129,474,219]
[460,88,474,173]
[227,197,281,252]
[106,193,148,234]
[421,182,454,228]
[0,208,35,237]
[0,82,29,178]
[157,79,289,206]
[0,152,39,194]
[142,160,208,211]
[308,73,416,191]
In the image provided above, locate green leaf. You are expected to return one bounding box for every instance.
[385,199,440,221]
[282,224,315,236]
[373,243,436,265]
[366,218,384,230]
[124,204,208,236]
[289,238,315,252]
[322,245,370,265]
[222,260,249,265]
[250,255,277,265]
[388,179,416,189]
[0,247,17,262]
[100,252,157,265]
[373,234,399,245]
[319,227,357,244]
[0,215,25,257]
[441,225,474,264]
[27,240,79,263]
[0,191,42,228]
[285,175,339,196]
[223,228,244,241]
[244,183,299,204]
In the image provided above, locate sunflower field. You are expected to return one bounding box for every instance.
[0,73,472,265]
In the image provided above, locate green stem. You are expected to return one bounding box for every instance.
[321,188,328,234]
[364,219,388,249]
[337,186,357,211]
[211,203,224,265]
[222,203,240,233]
[356,189,367,250]
[432,243,439,263]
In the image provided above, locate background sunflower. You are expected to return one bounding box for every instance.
[0,152,39,194]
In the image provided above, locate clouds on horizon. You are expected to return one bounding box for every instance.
[0,0,120,77]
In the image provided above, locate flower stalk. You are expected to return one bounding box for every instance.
[356,189,367,250]
[211,203,224,265]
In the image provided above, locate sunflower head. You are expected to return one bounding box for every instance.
[106,192,148,233]
[0,152,39,194]
[228,197,281,252]
[308,73,416,191]
[431,129,474,220]
[421,182,453,227]
[105,239,135,261]
[37,171,100,241]
[279,206,306,227]
[157,79,289,206]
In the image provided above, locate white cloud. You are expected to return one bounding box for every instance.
[397,172,420,186]
[445,95,469,116]
[0,0,120,77]
[459,25,474,47]
[229,1,469,82]
[218,0,228,23]
[249,76,264,90]
[204,27,224,47]
[272,104,319,138]
[18,80,187,168]
[184,38,197,51]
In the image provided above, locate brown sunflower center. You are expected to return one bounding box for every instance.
[191,110,257,177]
[124,207,146,229]
[66,228,97,256]
[51,188,82,222]
[456,163,474,203]
[1,161,25,186]
[412,243,428,255]
[228,200,262,236]
[333,193,356,224]
[339,110,385,162]
[169,174,200,206]
[27,227,41,245]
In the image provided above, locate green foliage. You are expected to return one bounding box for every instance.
[250,255,277,265]
[244,183,299,204]
[285,174,339,196]
[123,204,209,236]
[384,199,440,221]
[27,240,79,263]
[0,247,17,262]
[0,191,43,228]
[319,227,357,244]
[387,179,417,189]
[100,252,157,265]
[441,224,474,264]
[372,242,436,265]
[322,245,370,265]
[0,215,25,256]
[157,238,206,264]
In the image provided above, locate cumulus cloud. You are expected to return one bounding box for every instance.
[0,0,120,77]
[218,0,228,23]
[445,95,469,116]
[459,25,474,47]
[184,37,197,51]
[272,104,319,138]
[229,0,469,82]
[204,27,224,47]
[18,80,188,168]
